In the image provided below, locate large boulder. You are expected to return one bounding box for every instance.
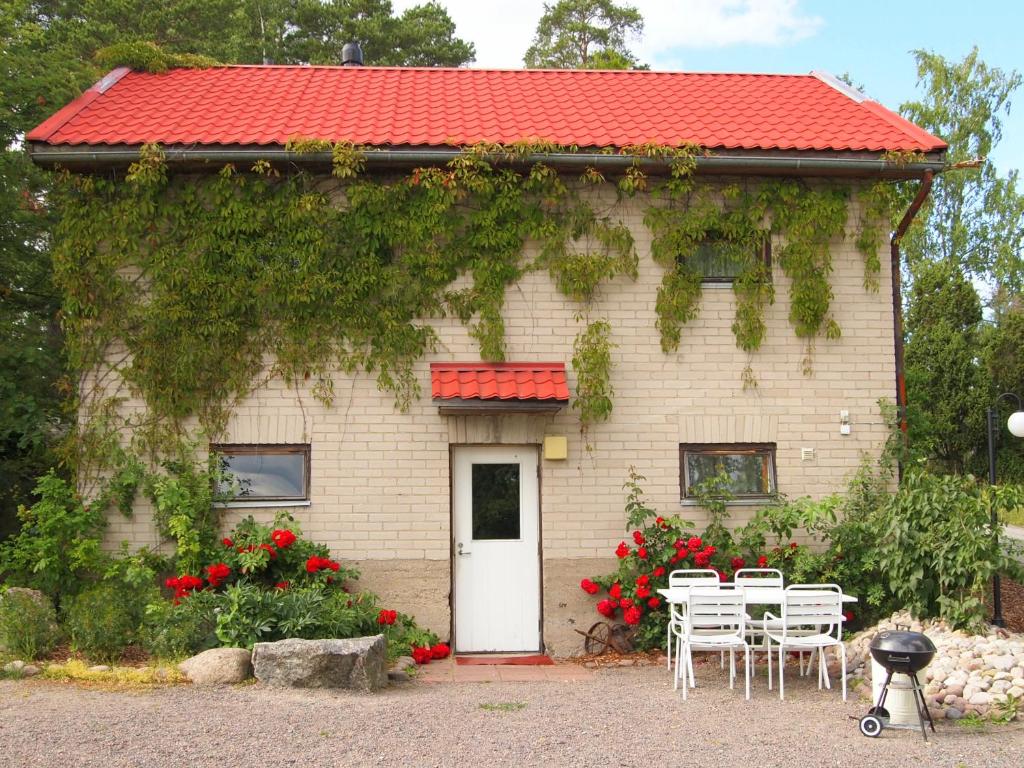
[178,647,253,685]
[252,636,387,691]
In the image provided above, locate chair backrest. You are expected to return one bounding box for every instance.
[667,569,720,623]
[687,585,746,639]
[780,584,843,641]
[733,568,783,589]
[668,569,720,587]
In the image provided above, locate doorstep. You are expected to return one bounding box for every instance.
[416,658,593,683]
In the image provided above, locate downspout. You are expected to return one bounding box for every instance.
[890,170,935,478]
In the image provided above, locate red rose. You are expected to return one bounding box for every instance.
[275,581,290,590]
[674,539,685,549]
[843,610,855,623]
[204,562,231,588]
[653,566,666,578]
[757,555,768,567]
[609,583,622,599]
[635,574,649,587]
[430,643,451,660]
[259,542,278,559]
[669,554,679,564]
[790,542,798,549]
[580,579,600,595]
[731,557,746,570]
[623,606,642,625]
[694,553,710,568]
[687,536,703,550]
[620,598,634,609]
[655,517,664,526]
[632,530,645,546]
[637,547,648,560]
[647,597,661,609]
[596,599,617,618]
[411,646,433,665]
[222,538,233,548]
[377,609,397,625]
[636,585,651,599]
[615,541,630,558]
[271,529,297,549]
[717,569,728,582]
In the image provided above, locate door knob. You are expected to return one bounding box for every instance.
[457,542,471,556]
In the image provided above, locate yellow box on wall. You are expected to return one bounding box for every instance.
[544,435,568,460]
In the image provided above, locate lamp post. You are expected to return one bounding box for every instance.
[986,392,1024,627]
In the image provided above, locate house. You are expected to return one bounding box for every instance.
[28,63,946,656]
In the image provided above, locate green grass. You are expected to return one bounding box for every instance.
[479,701,527,713]
[999,507,1024,527]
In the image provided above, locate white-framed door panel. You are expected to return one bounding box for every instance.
[452,445,541,653]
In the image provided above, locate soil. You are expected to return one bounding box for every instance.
[997,576,1024,633]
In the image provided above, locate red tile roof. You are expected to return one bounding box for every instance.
[431,363,570,401]
[28,65,945,153]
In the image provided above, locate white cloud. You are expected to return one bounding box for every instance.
[390,0,824,68]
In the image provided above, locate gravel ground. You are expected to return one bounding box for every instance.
[1,662,1022,768]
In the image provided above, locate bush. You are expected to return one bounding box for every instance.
[0,588,60,660]
[65,582,146,662]
[140,590,219,659]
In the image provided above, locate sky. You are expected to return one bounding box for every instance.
[391,0,1023,174]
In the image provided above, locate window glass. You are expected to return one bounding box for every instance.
[681,445,775,497]
[472,463,521,540]
[681,235,768,282]
[214,446,309,501]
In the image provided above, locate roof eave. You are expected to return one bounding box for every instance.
[26,143,947,180]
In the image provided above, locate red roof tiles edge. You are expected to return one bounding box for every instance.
[27,67,131,142]
[859,100,948,151]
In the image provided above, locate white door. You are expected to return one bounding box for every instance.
[453,445,541,653]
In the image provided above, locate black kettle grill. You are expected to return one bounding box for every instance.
[859,629,937,740]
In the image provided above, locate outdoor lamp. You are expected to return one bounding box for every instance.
[987,392,1024,627]
[1008,410,1024,438]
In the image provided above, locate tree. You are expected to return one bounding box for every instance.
[983,303,1024,481]
[903,260,990,475]
[0,0,474,540]
[524,0,647,70]
[900,48,1024,297]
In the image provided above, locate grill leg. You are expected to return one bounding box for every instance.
[910,672,936,737]
[876,669,894,711]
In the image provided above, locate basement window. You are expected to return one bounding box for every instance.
[682,234,771,282]
[212,444,310,502]
[680,443,776,499]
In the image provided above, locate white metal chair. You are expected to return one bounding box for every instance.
[733,568,784,673]
[672,584,750,700]
[762,584,847,701]
[665,569,720,674]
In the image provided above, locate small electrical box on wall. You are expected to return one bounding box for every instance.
[544,435,568,460]
[840,410,851,436]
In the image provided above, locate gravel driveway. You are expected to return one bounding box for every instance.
[2,663,1021,767]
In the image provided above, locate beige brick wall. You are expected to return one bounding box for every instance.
[101,180,896,655]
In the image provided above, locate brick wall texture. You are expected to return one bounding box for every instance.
[101,180,896,656]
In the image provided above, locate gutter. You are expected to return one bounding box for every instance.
[27,145,947,178]
[890,169,936,476]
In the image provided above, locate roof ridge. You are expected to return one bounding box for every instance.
[26,67,131,142]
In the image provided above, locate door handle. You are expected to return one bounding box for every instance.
[457,542,471,556]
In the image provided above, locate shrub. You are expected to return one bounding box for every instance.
[140,590,219,659]
[65,582,146,662]
[0,588,60,660]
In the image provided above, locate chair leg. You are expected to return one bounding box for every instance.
[729,649,736,689]
[766,637,773,691]
[667,625,671,671]
[744,646,751,701]
[821,647,831,690]
[673,635,681,691]
[840,644,847,702]
[681,644,689,700]
[778,645,785,701]
[688,647,696,688]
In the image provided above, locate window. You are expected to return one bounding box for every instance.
[680,443,776,499]
[682,234,770,282]
[212,444,310,502]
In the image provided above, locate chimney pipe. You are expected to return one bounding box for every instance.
[341,42,363,66]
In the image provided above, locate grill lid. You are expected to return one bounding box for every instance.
[869,630,936,655]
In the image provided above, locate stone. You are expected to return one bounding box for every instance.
[179,648,253,685]
[928,707,946,720]
[252,636,387,691]
[21,665,40,677]
[1008,686,1024,699]
[946,707,963,720]
[87,665,110,673]
[2,660,26,675]
[944,683,964,698]
[968,692,992,706]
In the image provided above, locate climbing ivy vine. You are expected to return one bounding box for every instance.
[50,140,899,468]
